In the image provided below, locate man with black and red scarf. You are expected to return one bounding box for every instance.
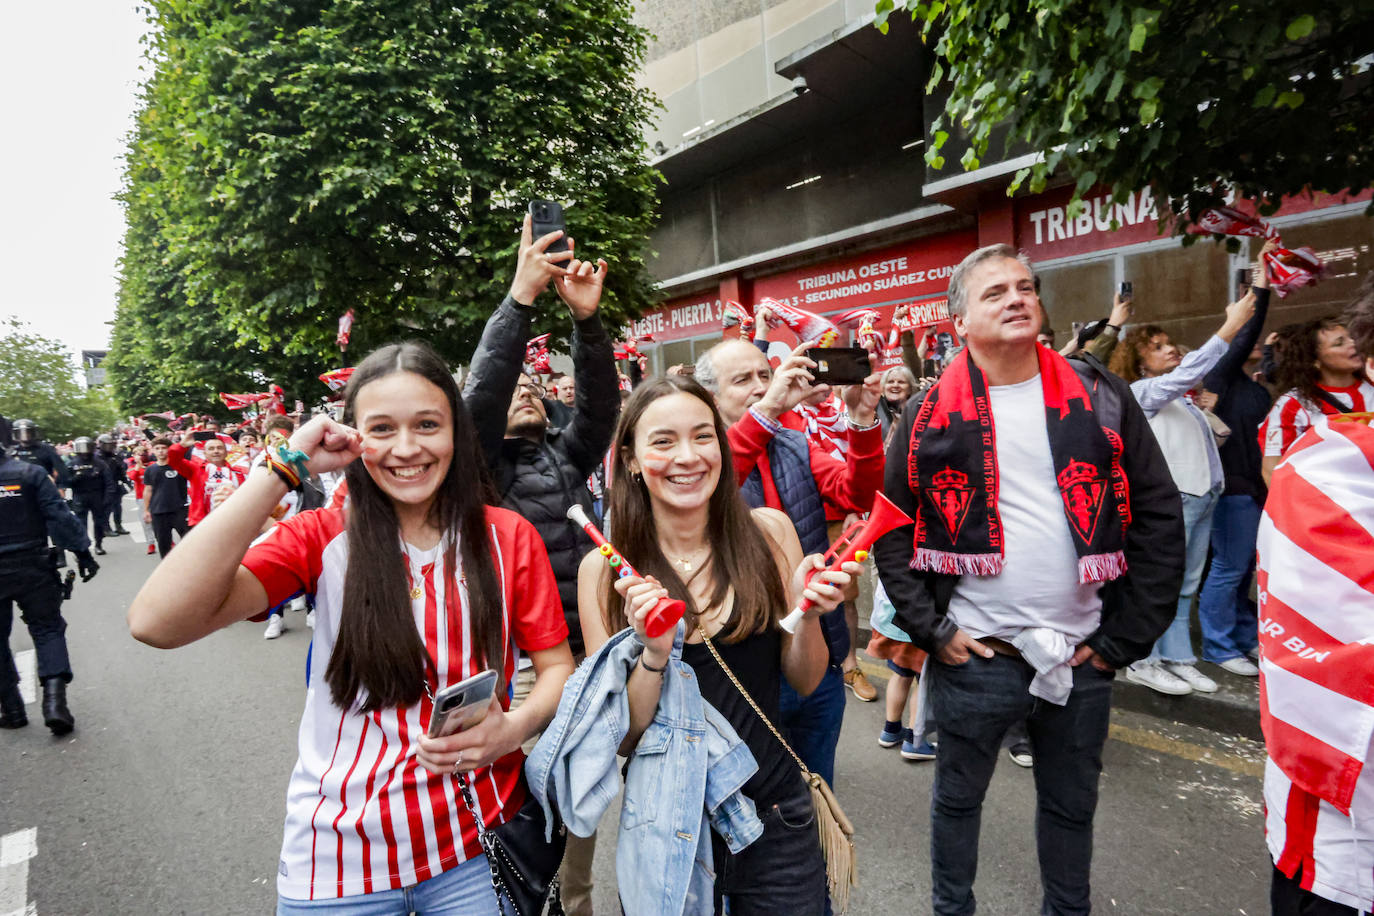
[874,244,1184,915]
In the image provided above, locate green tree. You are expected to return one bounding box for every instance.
[0,318,122,442]
[877,1,1374,230]
[111,0,660,412]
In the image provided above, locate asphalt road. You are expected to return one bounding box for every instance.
[1,502,1272,915]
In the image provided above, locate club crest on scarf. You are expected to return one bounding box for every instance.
[1057,459,1107,545]
[927,467,975,542]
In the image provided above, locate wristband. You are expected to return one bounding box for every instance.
[639,654,668,674]
[1106,323,1122,332]
[275,443,311,482]
[263,453,302,492]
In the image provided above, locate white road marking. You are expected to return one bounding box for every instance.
[14,652,35,707]
[127,526,145,544]
[0,827,36,916]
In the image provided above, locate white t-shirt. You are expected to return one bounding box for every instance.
[946,375,1103,643]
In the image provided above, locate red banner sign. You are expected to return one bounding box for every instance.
[629,230,976,344]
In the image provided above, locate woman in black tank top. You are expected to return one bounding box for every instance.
[577,376,861,916]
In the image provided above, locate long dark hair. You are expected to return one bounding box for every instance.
[326,342,503,713]
[1273,316,1370,405]
[601,376,787,644]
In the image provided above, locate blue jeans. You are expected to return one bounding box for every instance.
[1196,494,1261,663]
[277,855,496,915]
[711,782,827,915]
[928,653,1114,916]
[778,665,845,787]
[1151,487,1221,664]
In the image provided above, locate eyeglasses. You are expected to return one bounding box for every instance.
[517,382,546,399]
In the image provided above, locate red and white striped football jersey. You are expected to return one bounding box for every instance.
[1259,381,1374,458]
[243,506,568,901]
[1257,418,1374,910]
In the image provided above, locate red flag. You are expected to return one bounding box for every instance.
[337,309,355,349]
[318,368,355,392]
[722,301,755,336]
[757,298,841,346]
[1191,206,1280,240]
[219,392,271,411]
[1257,420,1374,816]
[524,333,552,375]
[1264,246,1327,298]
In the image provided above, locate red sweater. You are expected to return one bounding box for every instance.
[727,408,885,518]
[167,443,245,525]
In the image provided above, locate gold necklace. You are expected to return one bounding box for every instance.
[665,545,709,573]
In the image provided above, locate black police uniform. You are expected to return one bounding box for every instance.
[0,452,99,733]
[11,440,69,489]
[98,440,131,535]
[67,453,116,553]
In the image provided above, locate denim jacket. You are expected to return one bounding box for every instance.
[526,624,764,916]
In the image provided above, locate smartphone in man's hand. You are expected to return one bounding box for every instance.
[529,200,571,258]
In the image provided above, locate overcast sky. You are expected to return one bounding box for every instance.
[0,2,147,367]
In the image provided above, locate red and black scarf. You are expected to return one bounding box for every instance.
[907,346,1131,583]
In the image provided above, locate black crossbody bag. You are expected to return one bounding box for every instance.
[453,771,566,916]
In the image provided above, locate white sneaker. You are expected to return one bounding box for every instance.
[264,615,285,640]
[1219,656,1259,677]
[1245,646,1260,663]
[1164,663,1218,693]
[1125,661,1193,696]
[306,610,316,630]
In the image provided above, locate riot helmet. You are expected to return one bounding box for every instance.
[97,433,116,455]
[12,419,38,445]
[73,437,96,459]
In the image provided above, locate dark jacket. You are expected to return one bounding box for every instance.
[873,353,1184,670]
[0,455,90,557]
[1203,287,1272,504]
[463,296,619,655]
[68,455,117,507]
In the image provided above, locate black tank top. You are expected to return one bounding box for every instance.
[682,624,798,808]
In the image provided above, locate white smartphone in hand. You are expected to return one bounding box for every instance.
[427,669,499,739]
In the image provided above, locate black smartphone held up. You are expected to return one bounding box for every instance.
[192,430,217,442]
[1118,280,1133,300]
[528,199,571,260]
[1235,267,1251,290]
[427,669,499,739]
[806,347,872,385]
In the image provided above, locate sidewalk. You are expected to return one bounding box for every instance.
[853,577,1262,741]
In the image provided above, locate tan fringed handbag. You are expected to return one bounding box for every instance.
[700,632,857,913]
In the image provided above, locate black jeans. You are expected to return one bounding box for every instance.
[0,552,72,697]
[151,510,188,558]
[1272,865,1363,915]
[711,782,827,916]
[928,652,1115,915]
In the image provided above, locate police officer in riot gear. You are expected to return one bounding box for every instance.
[9,419,69,489]
[0,417,99,734]
[67,437,116,555]
[96,433,131,535]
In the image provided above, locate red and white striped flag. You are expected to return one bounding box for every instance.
[1257,419,1374,816]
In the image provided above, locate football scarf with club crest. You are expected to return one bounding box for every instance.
[907,346,1132,583]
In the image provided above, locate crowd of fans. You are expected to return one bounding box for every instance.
[7,222,1368,915]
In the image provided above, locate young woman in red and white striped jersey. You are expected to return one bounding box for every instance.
[128,342,575,914]
[1261,317,1374,483]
